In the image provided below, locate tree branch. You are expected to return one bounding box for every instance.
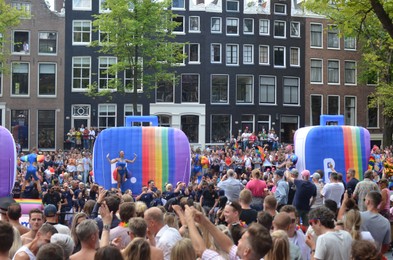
[369,0,393,39]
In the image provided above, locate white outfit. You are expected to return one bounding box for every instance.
[13,245,35,260]
[321,182,344,207]
[155,224,182,260]
[314,230,352,260]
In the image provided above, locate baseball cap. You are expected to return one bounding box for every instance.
[0,197,16,213]
[44,204,57,217]
[275,169,284,177]
[301,170,310,178]
[312,173,321,180]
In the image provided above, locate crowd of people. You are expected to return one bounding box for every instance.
[1,137,393,259]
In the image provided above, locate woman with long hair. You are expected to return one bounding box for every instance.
[343,209,374,242]
[264,230,290,260]
[170,238,196,260]
[70,212,87,253]
[122,237,151,260]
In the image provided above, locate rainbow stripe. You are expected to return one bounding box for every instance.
[15,199,43,214]
[342,127,368,181]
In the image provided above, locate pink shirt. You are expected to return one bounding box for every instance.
[246,179,267,198]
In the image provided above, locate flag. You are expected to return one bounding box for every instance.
[256,146,265,160]
[234,141,239,150]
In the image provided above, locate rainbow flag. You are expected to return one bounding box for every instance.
[234,141,239,150]
[256,146,265,160]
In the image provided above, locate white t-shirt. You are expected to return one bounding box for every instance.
[321,182,344,207]
[314,230,352,260]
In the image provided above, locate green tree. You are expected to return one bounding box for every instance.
[89,0,186,114]
[304,0,393,145]
[0,0,24,73]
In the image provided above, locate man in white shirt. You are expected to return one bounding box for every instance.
[321,172,344,207]
[144,207,181,260]
[218,169,244,202]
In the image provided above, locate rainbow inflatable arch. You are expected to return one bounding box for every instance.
[93,123,191,194]
[294,115,370,182]
[0,126,17,197]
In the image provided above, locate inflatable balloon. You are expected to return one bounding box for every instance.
[295,115,370,183]
[0,126,17,197]
[93,126,191,194]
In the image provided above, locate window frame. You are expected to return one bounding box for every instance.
[243,18,254,35]
[344,60,357,85]
[344,36,356,50]
[181,74,200,103]
[11,62,30,97]
[12,31,30,55]
[310,23,323,48]
[259,19,270,36]
[243,44,254,65]
[173,15,185,34]
[226,0,239,12]
[274,3,287,15]
[327,95,340,115]
[226,18,239,36]
[290,21,300,37]
[38,32,58,56]
[273,46,285,68]
[211,43,222,64]
[72,20,92,45]
[283,77,300,106]
[310,58,323,84]
[211,74,229,105]
[98,56,117,91]
[189,16,201,33]
[189,43,200,64]
[310,94,323,126]
[327,59,340,85]
[98,103,117,130]
[226,44,239,66]
[327,24,340,49]
[211,17,222,34]
[38,62,57,97]
[344,96,357,126]
[72,56,91,92]
[274,20,286,38]
[290,47,300,67]
[156,78,174,103]
[236,75,254,104]
[259,75,276,105]
[172,0,185,9]
[259,45,270,65]
[210,114,231,143]
[72,0,92,11]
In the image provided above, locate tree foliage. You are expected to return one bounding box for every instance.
[89,0,186,113]
[304,0,393,145]
[0,0,24,73]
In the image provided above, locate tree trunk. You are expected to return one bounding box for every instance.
[383,116,393,147]
[369,0,393,39]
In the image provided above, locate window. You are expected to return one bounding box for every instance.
[310,23,322,48]
[344,61,356,85]
[226,0,239,11]
[99,0,110,12]
[211,115,231,143]
[310,59,323,83]
[13,31,29,54]
[38,63,56,96]
[124,104,142,117]
[98,57,117,90]
[310,95,322,126]
[344,36,356,50]
[257,115,271,133]
[181,115,199,143]
[11,110,29,149]
[211,44,222,63]
[327,25,339,49]
[259,45,269,65]
[172,0,185,9]
[290,47,300,67]
[99,30,110,43]
[259,76,276,104]
[38,32,57,55]
[259,19,270,35]
[283,77,299,105]
[273,46,285,67]
[173,44,185,65]
[290,22,300,37]
[236,75,253,104]
[173,16,184,33]
[328,95,339,115]
[98,104,116,130]
[226,18,239,35]
[124,63,143,93]
[241,115,254,132]
[367,97,378,128]
[11,62,29,96]
[72,57,90,91]
[211,75,228,104]
[157,115,171,127]
[274,3,286,14]
[327,60,339,84]
[181,74,199,102]
[344,96,356,125]
[189,16,200,32]
[38,110,56,149]
[189,44,200,63]
[274,21,286,38]
[243,18,254,34]
[156,78,174,102]
[211,17,222,33]
[11,2,31,18]
[73,20,91,45]
[226,44,239,65]
[73,0,91,10]
[243,44,254,64]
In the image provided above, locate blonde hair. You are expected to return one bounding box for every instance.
[123,237,151,260]
[343,209,361,240]
[170,238,196,260]
[239,189,253,204]
[264,230,290,260]
[164,213,179,229]
[135,201,148,218]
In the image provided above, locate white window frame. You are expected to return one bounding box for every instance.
[259,19,270,36]
[310,59,323,84]
[72,20,92,45]
[11,2,31,18]
[189,16,200,33]
[72,56,91,92]
[98,103,117,129]
[98,56,117,91]
[310,94,323,126]
[259,45,269,65]
[124,104,143,118]
[11,62,30,97]
[99,0,110,13]
[189,43,200,64]
[12,31,30,55]
[259,75,276,105]
[290,47,300,67]
[310,23,323,48]
[274,3,287,15]
[236,75,254,104]
[290,21,300,37]
[226,18,239,36]
[283,77,300,106]
[327,24,340,49]
[173,15,185,34]
[226,0,239,12]
[344,36,356,50]
[211,74,229,105]
[72,0,92,10]
[243,44,254,65]
[226,44,239,66]
[174,44,185,66]
[344,96,357,126]
[327,95,340,115]
[274,20,286,38]
[327,59,340,85]
[211,17,222,34]
[38,62,57,97]
[156,78,174,103]
[211,43,222,64]
[344,60,357,85]
[243,18,254,35]
[172,0,185,10]
[38,32,58,56]
[181,74,200,103]
[273,46,286,68]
